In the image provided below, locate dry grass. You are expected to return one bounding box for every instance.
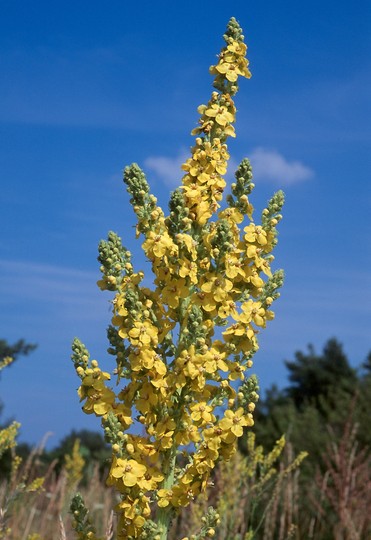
[1,421,370,539]
[0,441,117,540]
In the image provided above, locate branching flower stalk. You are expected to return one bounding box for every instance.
[71,17,284,540]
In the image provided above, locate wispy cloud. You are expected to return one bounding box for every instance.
[249,147,314,185]
[0,259,105,318]
[145,147,313,187]
[144,149,189,187]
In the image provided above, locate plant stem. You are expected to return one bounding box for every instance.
[157,447,177,540]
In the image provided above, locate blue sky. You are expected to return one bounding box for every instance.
[1,1,370,448]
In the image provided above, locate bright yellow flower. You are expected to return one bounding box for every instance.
[204,103,235,126]
[162,277,189,309]
[219,206,244,224]
[241,299,266,327]
[218,299,239,320]
[157,488,173,508]
[142,231,178,258]
[129,347,156,371]
[227,40,247,56]
[128,321,158,346]
[135,382,158,414]
[179,259,198,284]
[149,417,176,449]
[110,458,147,487]
[224,253,245,280]
[175,422,201,446]
[219,408,252,437]
[176,233,198,259]
[190,402,215,424]
[201,274,233,302]
[244,223,268,246]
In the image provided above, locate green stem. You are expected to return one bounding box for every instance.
[157,447,177,540]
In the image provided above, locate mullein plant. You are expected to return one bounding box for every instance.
[71,17,284,540]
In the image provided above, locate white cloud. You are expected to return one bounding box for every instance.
[145,147,313,187]
[249,147,314,185]
[0,259,104,316]
[144,149,189,187]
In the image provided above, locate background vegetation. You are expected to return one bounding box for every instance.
[1,337,370,539]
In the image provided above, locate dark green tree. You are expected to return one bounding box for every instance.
[0,338,37,476]
[0,338,37,365]
[284,338,357,411]
[251,338,370,463]
[361,350,371,375]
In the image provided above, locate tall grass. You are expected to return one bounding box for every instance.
[1,420,370,539]
[0,437,116,540]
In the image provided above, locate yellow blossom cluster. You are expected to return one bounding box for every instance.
[71,17,284,540]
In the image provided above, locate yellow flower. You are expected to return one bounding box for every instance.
[138,466,164,491]
[110,458,147,487]
[179,260,198,284]
[149,417,176,449]
[244,223,268,246]
[204,103,235,126]
[115,404,133,429]
[162,277,189,309]
[201,274,233,302]
[219,206,244,224]
[175,422,201,446]
[213,61,239,82]
[157,488,173,508]
[128,321,158,346]
[219,408,252,437]
[117,496,149,537]
[227,40,247,56]
[210,39,252,81]
[129,347,156,371]
[242,264,265,289]
[224,254,245,280]
[195,437,220,471]
[176,233,198,259]
[226,361,247,381]
[190,402,215,424]
[240,299,266,327]
[218,299,239,320]
[142,231,178,258]
[135,382,158,414]
[192,290,217,315]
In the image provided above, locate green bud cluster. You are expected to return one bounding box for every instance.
[124,164,158,234]
[190,506,220,540]
[98,231,132,291]
[261,190,285,235]
[103,411,127,456]
[106,325,130,381]
[166,188,190,236]
[141,519,162,539]
[211,219,234,267]
[71,338,90,372]
[124,288,144,317]
[227,158,254,214]
[184,305,208,350]
[259,269,285,309]
[224,16,244,43]
[161,332,177,358]
[238,374,260,406]
[69,493,98,538]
